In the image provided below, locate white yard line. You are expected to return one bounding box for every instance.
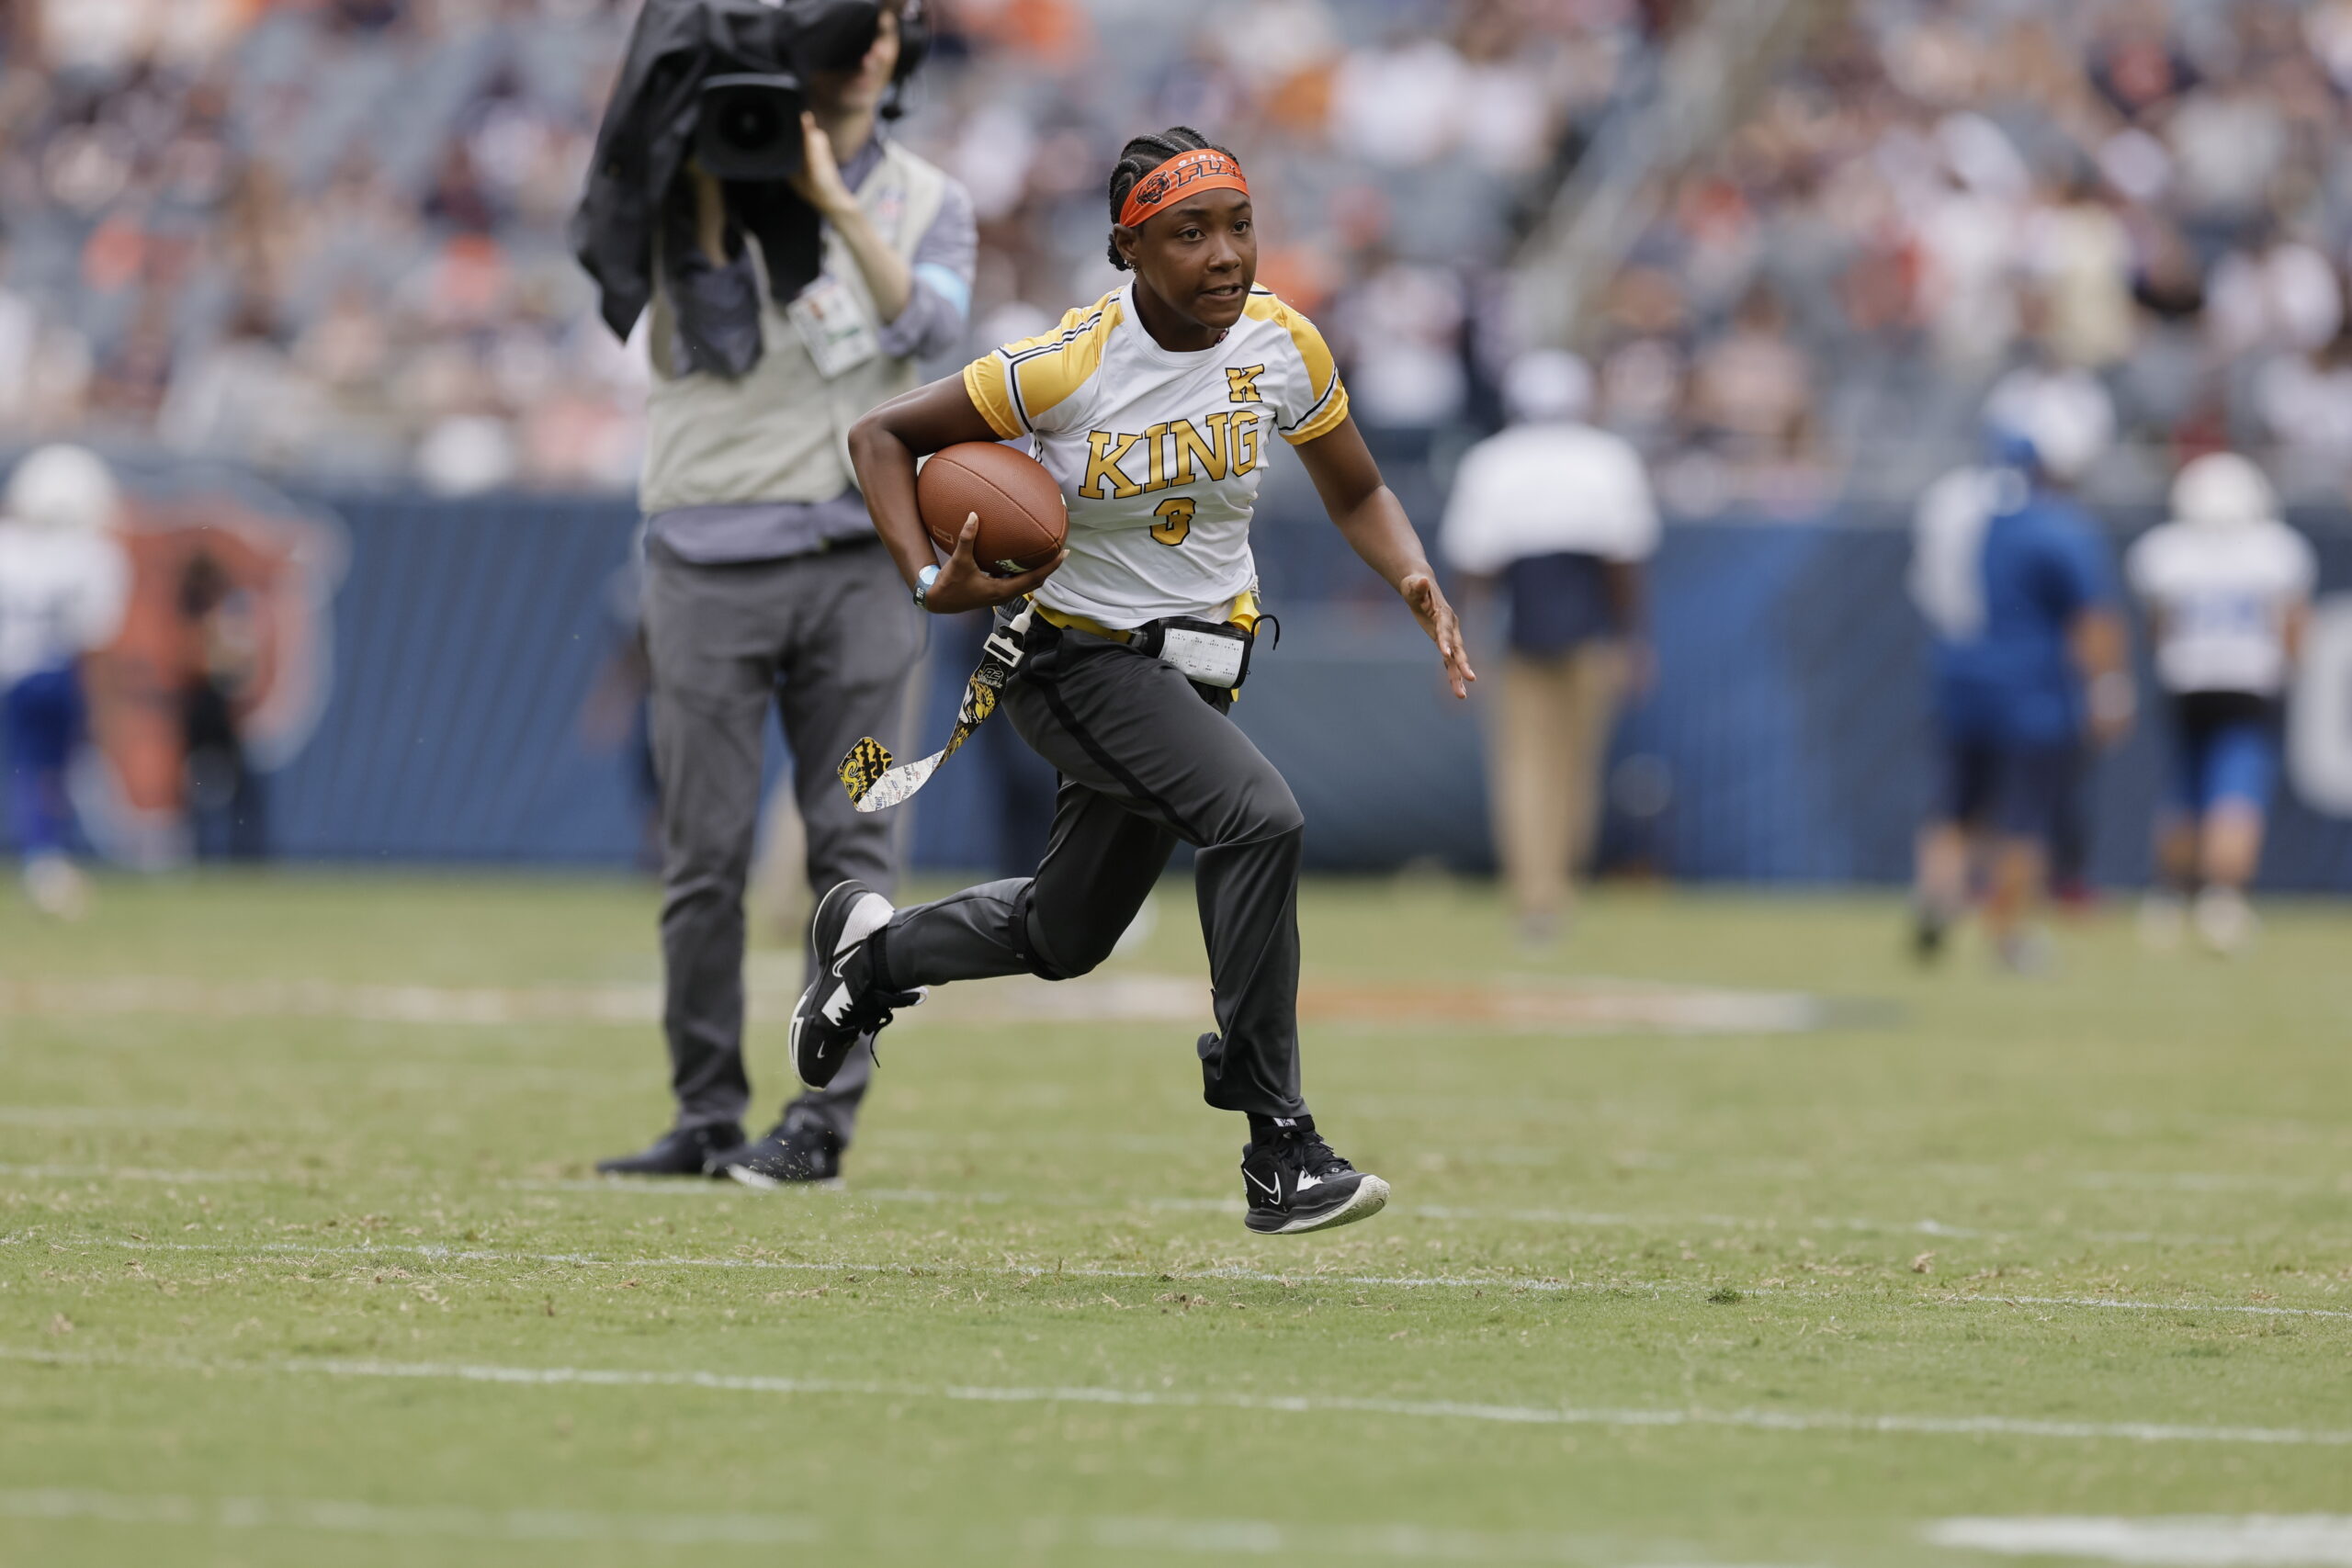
[0,1489,1779,1562]
[1396,1202,2246,1249]
[510,1178,2259,1249]
[6,1346,2348,1448]
[0,1230,1666,1296]
[0,1163,273,1184]
[8,1232,2349,1321]
[2064,1170,2351,1196]
[0,971,1829,1035]
[1099,1511,1823,1563]
[1982,1294,2352,1323]
[1990,1296,2352,1322]
[0,1106,225,1127]
[0,1487,817,1544]
[1086,1516,1597,1561]
[10,1159,2252,1247]
[1926,1515,2352,1565]
[0,977,661,1027]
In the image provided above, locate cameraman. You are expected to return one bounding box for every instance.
[594,0,976,1183]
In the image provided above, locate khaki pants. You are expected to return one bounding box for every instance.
[1489,643,1627,920]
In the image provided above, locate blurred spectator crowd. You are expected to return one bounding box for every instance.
[1604,0,2352,512]
[0,0,1645,496]
[0,0,647,493]
[6,0,2352,516]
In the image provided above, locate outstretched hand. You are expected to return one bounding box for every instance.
[1401,571,1476,699]
[922,513,1065,615]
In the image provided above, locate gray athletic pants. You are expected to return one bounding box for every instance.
[643,536,922,1137]
[869,617,1310,1121]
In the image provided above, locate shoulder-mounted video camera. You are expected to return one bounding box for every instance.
[571,0,936,346]
[695,0,932,180]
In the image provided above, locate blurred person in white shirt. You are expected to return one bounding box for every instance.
[2125,453,2315,954]
[1910,115,2031,378]
[0,446,130,919]
[1442,351,1658,944]
[2021,172,2136,373]
[1329,33,1469,168]
[1342,258,1469,431]
[2205,232,2342,360]
[2253,321,2352,492]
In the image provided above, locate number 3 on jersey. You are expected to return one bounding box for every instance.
[1151,496,1194,546]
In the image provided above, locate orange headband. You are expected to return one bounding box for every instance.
[1117,149,1249,230]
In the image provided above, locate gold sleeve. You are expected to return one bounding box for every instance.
[1275,306,1350,446]
[962,354,1026,440]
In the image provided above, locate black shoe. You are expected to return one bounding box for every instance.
[714,1116,843,1189]
[594,1122,743,1178]
[1239,1119,1390,1235]
[1911,901,1949,964]
[789,880,922,1089]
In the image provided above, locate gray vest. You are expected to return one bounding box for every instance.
[639,142,948,514]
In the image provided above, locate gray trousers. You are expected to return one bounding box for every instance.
[870,619,1309,1120]
[643,536,922,1136]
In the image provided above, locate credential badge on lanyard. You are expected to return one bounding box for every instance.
[787,273,883,378]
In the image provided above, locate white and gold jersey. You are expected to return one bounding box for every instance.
[962,281,1350,628]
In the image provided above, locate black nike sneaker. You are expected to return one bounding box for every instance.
[594,1122,743,1178]
[712,1113,843,1189]
[789,880,922,1089]
[1239,1119,1390,1235]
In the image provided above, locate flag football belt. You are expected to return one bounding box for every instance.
[839,602,1035,814]
[838,595,1269,815]
[1033,594,1270,693]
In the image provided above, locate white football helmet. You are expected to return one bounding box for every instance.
[6,444,121,535]
[2170,451,2278,531]
[1502,350,1593,424]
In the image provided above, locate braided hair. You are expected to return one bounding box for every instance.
[1104,127,1239,270]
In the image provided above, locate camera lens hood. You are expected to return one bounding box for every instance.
[695,73,808,182]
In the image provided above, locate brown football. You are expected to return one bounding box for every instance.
[917,442,1068,575]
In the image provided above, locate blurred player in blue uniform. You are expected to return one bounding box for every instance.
[1908,428,2134,968]
[0,446,128,919]
[2126,454,2313,954]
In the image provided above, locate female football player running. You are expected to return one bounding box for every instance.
[774,127,1474,1235]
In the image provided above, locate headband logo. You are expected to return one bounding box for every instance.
[1119,149,1247,229]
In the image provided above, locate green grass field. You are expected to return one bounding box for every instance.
[3,873,2348,1566]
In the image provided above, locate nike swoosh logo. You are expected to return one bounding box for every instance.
[1243,1169,1280,1200]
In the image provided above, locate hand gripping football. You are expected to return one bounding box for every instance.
[917,443,1068,575]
